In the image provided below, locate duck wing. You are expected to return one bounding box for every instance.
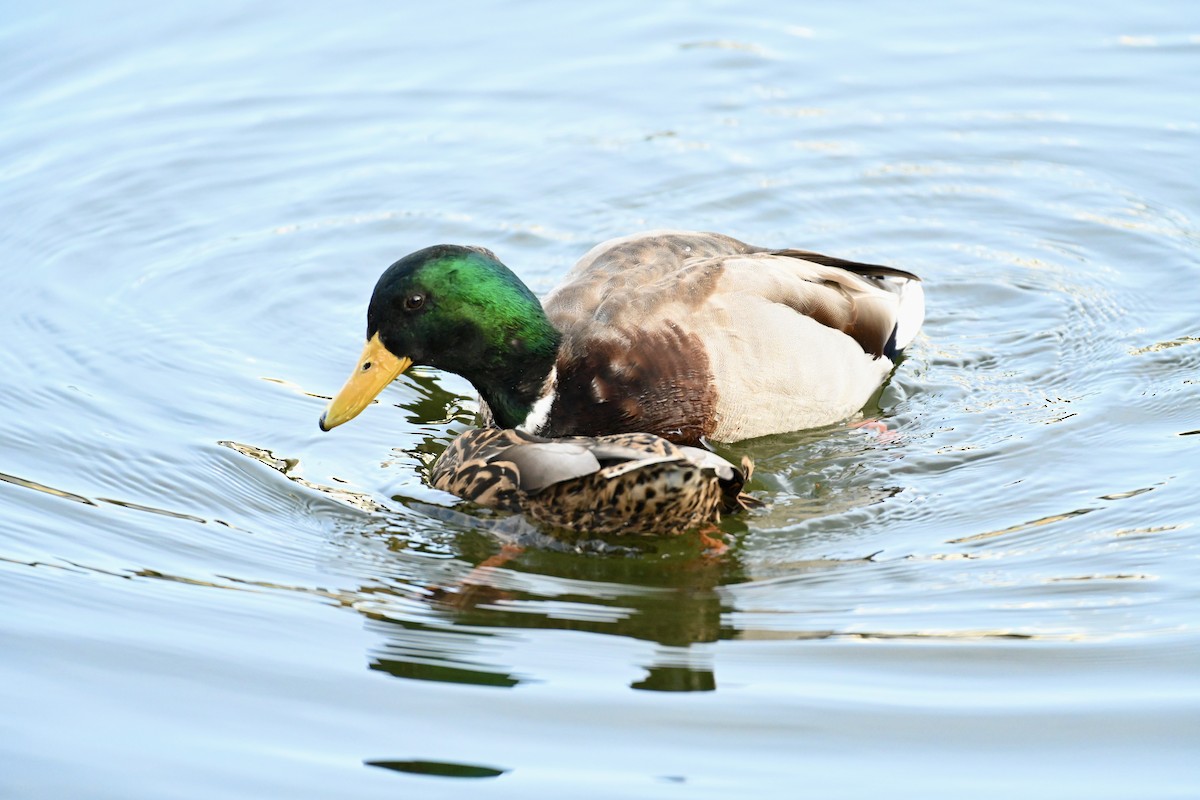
[536,231,924,443]
[429,428,752,532]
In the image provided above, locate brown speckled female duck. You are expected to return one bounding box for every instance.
[428,427,755,536]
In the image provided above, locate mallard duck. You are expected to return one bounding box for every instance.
[318,230,923,443]
[428,427,755,536]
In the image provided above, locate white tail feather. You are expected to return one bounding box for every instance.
[891,278,925,351]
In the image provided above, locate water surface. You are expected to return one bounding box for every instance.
[2,1,1198,798]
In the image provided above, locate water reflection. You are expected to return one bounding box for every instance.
[368,616,523,688]
[0,470,96,506]
[364,759,508,779]
[351,514,737,691]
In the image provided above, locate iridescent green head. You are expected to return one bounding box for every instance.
[320,245,561,432]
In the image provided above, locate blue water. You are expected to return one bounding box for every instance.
[2,2,1198,798]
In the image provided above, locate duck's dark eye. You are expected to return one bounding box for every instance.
[403,293,425,311]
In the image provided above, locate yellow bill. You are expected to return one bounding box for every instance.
[319,333,413,431]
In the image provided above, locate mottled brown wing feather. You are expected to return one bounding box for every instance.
[427,428,754,536]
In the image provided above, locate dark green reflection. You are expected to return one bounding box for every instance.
[369,654,520,688]
[401,368,478,427]
[365,759,508,779]
[631,665,716,692]
[349,521,741,692]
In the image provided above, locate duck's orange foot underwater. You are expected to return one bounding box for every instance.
[697,524,730,557]
[849,418,899,443]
